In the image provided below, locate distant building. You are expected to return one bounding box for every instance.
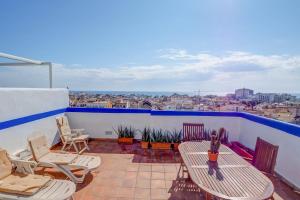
[85,101,111,108]
[139,100,152,109]
[255,93,297,103]
[235,88,254,99]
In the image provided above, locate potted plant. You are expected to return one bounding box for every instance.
[208,128,225,162]
[140,127,151,149]
[203,129,211,141]
[150,129,171,150]
[114,125,135,144]
[220,128,229,145]
[171,129,182,150]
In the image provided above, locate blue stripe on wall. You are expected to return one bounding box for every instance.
[0,108,67,130]
[239,112,300,138]
[1,107,300,138]
[66,107,151,114]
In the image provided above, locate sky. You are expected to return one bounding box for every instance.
[0,0,300,94]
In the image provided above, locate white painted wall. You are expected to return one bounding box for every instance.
[150,115,241,141]
[66,112,241,141]
[0,88,69,153]
[66,112,151,139]
[239,118,300,189]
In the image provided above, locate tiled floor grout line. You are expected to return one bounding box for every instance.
[134,162,139,200]
[150,164,152,200]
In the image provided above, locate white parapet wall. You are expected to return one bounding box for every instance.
[66,109,241,141]
[66,112,152,139]
[0,88,69,153]
[239,115,300,190]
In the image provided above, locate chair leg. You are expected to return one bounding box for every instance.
[205,192,212,200]
[61,142,67,152]
[56,164,87,184]
[84,140,90,151]
[72,142,79,154]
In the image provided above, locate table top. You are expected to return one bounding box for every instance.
[179,141,274,200]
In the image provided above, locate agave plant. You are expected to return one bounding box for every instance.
[113,125,126,138]
[141,127,151,142]
[151,129,163,142]
[171,129,182,143]
[151,129,170,143]
[164,130,173,143]
[125,126,135,138]
[114,125,135,138]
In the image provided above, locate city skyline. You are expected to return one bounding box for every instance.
[1,1,300,92]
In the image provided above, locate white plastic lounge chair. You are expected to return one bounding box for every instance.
[0,148,76,200]
[56,116,90,154]
[28,135,101,184]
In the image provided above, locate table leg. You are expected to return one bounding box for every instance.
[205,192,212,200]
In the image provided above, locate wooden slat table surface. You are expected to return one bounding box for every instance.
[179,141,274,200]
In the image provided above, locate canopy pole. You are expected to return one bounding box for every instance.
[0,52,53,88]
[48,62,52,88]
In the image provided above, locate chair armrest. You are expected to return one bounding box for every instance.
[10,158,37,174]
[71,129,85,135]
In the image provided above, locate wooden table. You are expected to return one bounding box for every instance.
[179,141,274,200]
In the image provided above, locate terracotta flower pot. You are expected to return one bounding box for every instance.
[141,141,149,149]
[172,143,180,150]
[118,137,134,144]
[151,142,171,150]
[208,150,219,162]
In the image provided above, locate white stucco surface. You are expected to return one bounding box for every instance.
[66,112,241,141]
[0,88,69,153]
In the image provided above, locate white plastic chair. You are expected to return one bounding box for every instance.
[56,116,90,154]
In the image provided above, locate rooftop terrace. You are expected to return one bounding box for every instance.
[48,140,299,200]
[0,88,300,200]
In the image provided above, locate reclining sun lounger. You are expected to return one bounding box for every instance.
[27,135,101,184]
[0,148,76,200]
[56,116,90,154]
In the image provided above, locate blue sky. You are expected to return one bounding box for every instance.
[1,0,300,93]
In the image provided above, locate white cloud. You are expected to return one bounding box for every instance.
[0,49,300,93]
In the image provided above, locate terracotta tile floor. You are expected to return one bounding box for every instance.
[45,140,300,200]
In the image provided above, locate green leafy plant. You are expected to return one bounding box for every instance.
[151,129,162,142]
[151,129,170,143]
[164,130,173,143]
[141,127,151,142]
[114,125,135,138]
[203,129,212,141]
[114,125,125,138]
[210,128,225,154]
[171,129,182,143]
[126,126,135,138]
[220,129,229,144]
